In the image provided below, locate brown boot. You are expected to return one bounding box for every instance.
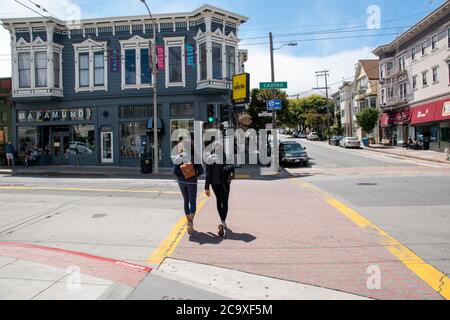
[187,214,195,235]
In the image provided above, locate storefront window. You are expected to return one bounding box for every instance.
[72,125,95,155]
[170,119,194,149]
[441,126,450,142]
[18,127,39,156]
[170,103,193,117]
[430,126,438,143]
[120,122,147,158]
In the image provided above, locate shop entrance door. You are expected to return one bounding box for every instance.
[101,131,114,164]
[52,132,70,165]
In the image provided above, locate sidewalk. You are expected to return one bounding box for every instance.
[0,164,269,180]
[166,177,445,300]
[365,145,450,164]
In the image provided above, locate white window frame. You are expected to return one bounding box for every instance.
[119,35,153,90]
[432,66,439,83]
[164,36,186,88]
[74,39,108,93]
[194,26,239,89]
[13,36,63,94]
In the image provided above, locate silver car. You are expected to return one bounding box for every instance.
[340,137,361,149]
[307,132,319,141]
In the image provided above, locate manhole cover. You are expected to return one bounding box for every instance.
[92,214,108,219]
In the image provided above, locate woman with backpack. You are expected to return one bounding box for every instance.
[173,142,204,235]
[205,143,234,237]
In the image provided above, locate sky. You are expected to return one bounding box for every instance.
[0,0,446,95]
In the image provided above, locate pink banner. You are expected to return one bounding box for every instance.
[156,45,165,70]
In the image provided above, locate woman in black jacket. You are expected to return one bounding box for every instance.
[205,144,231,237]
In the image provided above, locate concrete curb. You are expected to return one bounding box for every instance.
[364,147,450,165]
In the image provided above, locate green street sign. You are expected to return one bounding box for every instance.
[260,82,288,89]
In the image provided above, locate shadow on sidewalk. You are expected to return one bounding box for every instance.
[188,228,256,245]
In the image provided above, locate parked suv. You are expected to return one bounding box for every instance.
[307,132,320,141]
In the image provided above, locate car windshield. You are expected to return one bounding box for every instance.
[347,138,358,141]
[283,144,304,153]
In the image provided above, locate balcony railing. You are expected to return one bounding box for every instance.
[13,87,64,99]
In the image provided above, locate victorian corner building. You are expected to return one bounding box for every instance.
[373,2,450,151]
[0,5,249,168]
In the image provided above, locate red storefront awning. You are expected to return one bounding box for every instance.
[381,108,411,127]
[411,102,437,125]
[433,99,450,122]
[381,113,390,127]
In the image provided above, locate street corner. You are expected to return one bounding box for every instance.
[0,242,151,300]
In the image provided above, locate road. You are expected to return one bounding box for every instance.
[0,138,449,300]
[282,136,450,276]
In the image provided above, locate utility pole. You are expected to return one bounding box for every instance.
[141,0,159,173]
[313,70,331,137]
[269,32,276,130]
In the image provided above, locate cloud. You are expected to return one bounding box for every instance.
[245,45,377,96]
[0,0,82,77]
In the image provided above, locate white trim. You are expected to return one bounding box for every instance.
[119,36,153,90]
[101,131,114,164]
[164,36,186,88]
[73,39,108,93]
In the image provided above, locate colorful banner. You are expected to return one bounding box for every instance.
[156,45,165,70]
[185,44,195,67]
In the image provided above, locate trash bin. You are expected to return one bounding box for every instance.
[141,154,152,174]
[362,138,369,147]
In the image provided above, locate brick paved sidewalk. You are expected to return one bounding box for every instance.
[365,145,450,164]
[171,177,443,300]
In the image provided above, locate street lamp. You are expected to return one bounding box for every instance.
[269,33,298,173]
[140,0,159,173]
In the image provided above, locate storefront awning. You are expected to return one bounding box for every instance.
[380,108,411,127]
[433,99,450,122]
[146,117,164,133]
[411,102,437,125]
[380,113,391,127]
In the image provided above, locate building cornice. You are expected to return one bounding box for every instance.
[373,1,450,56]
[0,4,248,29]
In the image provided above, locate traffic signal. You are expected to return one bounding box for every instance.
[221,104,230,123]
[207,104,215,124]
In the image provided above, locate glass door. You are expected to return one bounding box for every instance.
[52,133,70,164]
[101,131,113,163]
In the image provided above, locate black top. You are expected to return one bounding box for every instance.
[173,163,204,185]
[205,163,226,190]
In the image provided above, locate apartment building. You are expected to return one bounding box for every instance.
[1,5,248,167]
[0,78,12,165]
[373,1,450,151]
[351,60,380,141]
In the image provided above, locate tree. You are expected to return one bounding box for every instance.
[355,108,379,137]
[247,89,289,130]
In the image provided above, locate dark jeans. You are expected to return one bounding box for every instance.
[212,183,231,222]
[178,183,198,216]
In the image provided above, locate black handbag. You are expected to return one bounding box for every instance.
[223,165,235,184]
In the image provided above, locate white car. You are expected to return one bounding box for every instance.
[340,137,361,149]
[307,132,320,141]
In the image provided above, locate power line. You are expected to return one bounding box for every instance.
[27,0,61,21]
[12,0,62,26]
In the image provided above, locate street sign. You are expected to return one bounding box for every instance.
[260,82,288,89]
[232,73,250,104]
[258,112,273,117]
[267,99,283,111]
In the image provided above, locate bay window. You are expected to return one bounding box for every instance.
[164,37,186,87]
[125,49,137,85]
[34,52,47,87]
[18,52,31,88]
[226,45,236,80]
[140,48,151,85]
[199,43,207,81]
[53,52,60,88]
[212,42,222,80]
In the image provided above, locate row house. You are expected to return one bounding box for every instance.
[0,78,12,165]
[351,60,380,141]
[334,81,354,137]
[373,1,450,151]
[1,5,249,168]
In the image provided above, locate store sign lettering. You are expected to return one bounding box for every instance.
[186,44,195,67]
[443,102,450,117]
[417,109,429,118]
[18,108,93,123]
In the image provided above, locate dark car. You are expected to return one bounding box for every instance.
[279,141,309,167]
[329,136,344,146]
[291,130,299,138]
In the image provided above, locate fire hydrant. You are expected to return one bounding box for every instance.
[445,148,450,161]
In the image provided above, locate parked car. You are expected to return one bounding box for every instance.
[279,141,309,167]
[297,132,307,139]
[279,128,286,135]
[329,136,344,146]
[291,130,299,138]
[339,137,361,149]
[307,132,320,141]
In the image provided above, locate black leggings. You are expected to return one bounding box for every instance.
[212,183,231,222]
